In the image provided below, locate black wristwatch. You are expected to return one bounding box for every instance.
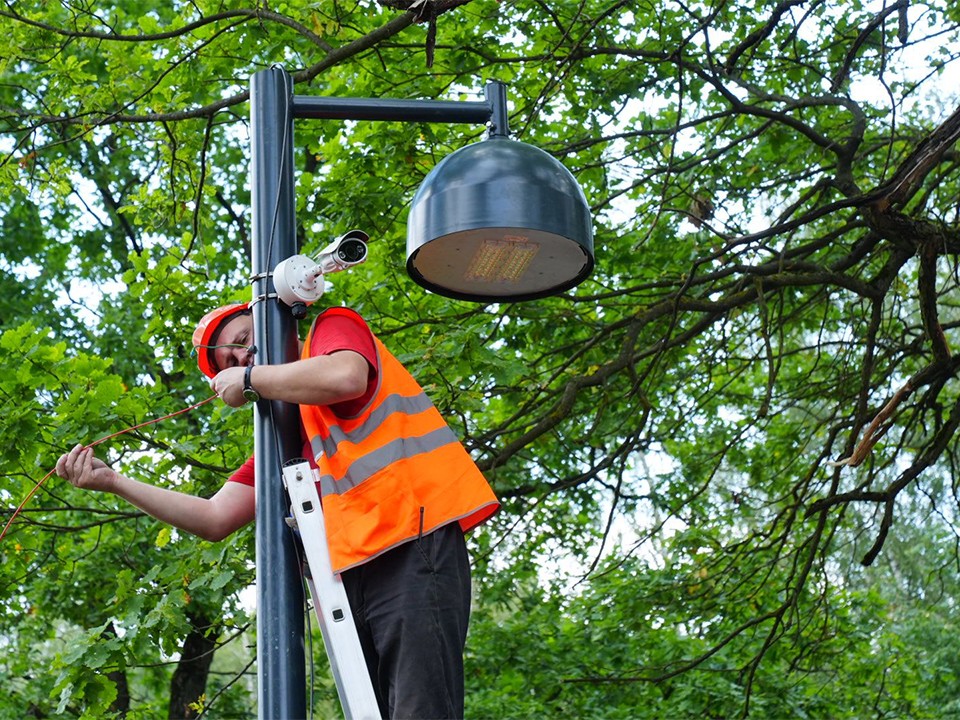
[242,365,260,403]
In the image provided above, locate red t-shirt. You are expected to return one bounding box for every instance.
[228,310,378,486]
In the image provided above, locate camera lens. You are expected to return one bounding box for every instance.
[337,239,367,263]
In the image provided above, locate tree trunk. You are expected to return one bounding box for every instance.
[107,668,131,717]
[103,622,130,717]
[168,612,220,720]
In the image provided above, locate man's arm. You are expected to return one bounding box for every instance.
[211,350,369,408]
[56,444,255,542]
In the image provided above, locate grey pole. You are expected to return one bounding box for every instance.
[249,67,307,720]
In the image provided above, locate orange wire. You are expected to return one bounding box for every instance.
[0,394,218,543]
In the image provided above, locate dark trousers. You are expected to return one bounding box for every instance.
[341,523,472,720]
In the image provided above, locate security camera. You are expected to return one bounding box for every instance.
[272,230,370,311]
[315,230,369,275]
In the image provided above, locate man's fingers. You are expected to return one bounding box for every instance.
[62,445,87,483]
[56,444,82,478]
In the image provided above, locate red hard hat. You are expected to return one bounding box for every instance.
[192,302,249,378]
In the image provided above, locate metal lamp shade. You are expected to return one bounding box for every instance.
[406,136,594,302]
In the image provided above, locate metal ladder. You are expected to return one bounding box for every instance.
[282,460,381,720]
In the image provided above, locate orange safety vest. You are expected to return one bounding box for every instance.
[300,308,500,573]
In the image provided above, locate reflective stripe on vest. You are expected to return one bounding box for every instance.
[309,392,436,461]
[316,425,460,498]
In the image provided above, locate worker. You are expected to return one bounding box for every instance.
[56,302,500,720]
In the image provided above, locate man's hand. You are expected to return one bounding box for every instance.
[210,366,248,407]
[56,444,119,493]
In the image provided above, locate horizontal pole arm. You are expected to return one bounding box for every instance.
[291,95,492,124]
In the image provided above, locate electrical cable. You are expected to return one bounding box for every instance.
[0,394,218,543]
[290,525,317,718]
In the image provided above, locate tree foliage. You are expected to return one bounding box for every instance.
[2,0,960,717]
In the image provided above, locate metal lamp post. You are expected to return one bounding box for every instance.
[248,66,593,719]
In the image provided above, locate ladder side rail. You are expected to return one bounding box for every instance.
[282,460,381,720]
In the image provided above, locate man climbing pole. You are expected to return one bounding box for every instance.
[57,301,500,720]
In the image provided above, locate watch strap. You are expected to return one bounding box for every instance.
[243,365,260,402]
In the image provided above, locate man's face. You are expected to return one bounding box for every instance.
[211,313,255,373]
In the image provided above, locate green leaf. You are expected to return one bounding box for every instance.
[155,527,171,548]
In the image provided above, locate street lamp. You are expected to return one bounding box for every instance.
[407,126,594,302]
[248,67,593,719]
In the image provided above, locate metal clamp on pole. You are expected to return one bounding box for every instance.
[282,460,381,720]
